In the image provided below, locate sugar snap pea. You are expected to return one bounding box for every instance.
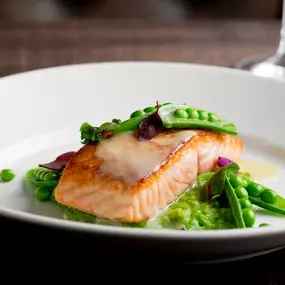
[224,176,247,228]
[158,104,238,136]
[83,102,239,142]
[249,196,285,216]
[229,172,285,217]
[113,112,154,134]
[26,167,59,189]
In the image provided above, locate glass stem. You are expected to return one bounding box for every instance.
[276,0,285,58]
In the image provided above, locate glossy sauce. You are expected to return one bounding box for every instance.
[239,159,279,181]
[96,130,197,185]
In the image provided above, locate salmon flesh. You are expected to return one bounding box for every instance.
[55,130,243,223]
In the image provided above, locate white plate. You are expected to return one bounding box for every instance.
[1,61,285,261]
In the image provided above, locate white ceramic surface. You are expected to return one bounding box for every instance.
[1,61,285,260]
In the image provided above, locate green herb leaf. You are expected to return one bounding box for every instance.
[208,167,227,198]
[208,162,240,200]
[226,162,240,175]
[196,172,215,189]
[79,122,103,144]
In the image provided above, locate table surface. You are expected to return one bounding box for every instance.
[0,19,281,77]
[0,19,284,284]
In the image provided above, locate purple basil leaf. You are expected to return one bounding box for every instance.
[138,107,163,141]
[217,156,233,168]
[39,151,76,172]
[217,156,239,174]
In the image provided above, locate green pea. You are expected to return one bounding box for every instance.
[186,109,199,119]
[259,223,270,227]
[112,118,121,124]
[0,169,16,182]
[198,110,209,121]
[143,106,156,113]
[208,113,218,122]
[246,183,264,198]
[174,108,188,119]
[239,197,252,209]
[242,208,255,228]
[260,189,277,204]
[35,187,52,201]
[230,174,248,188]
[235,186,248,199]
[130,110,145,118]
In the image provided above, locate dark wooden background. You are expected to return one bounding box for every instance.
[0,0,282,77]
[0,20,281,78]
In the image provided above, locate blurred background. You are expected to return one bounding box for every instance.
[0,0,283,21]
[0,0,283,78]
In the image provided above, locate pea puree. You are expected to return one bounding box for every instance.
[147,187,236,230]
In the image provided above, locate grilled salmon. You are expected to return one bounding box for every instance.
[55,130,243,223]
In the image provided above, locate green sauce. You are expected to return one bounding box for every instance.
[146,187,235,230]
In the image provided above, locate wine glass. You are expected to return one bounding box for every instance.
[235,0,285,81]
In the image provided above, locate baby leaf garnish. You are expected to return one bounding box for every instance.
[208,162,240,200]
[39,151,76,172]
[80,120,120,144]
[208,167,228,200]
[138,101,164,141]
[80,122,104,144]
[217,156,239,174]
[217,157,233,168]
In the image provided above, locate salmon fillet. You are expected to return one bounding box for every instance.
[55,130,243,223]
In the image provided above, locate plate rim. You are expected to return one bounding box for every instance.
[1,60,285,88]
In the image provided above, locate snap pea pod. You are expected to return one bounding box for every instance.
[224,176,247,228]
[26,167,60,201]
[158,104,238,136]
[249,197,285,216]
[26,167,59,188]
[113,103,169,134]
[83,102,238,141]
[230,173,285,216]
[113,112,155,134]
